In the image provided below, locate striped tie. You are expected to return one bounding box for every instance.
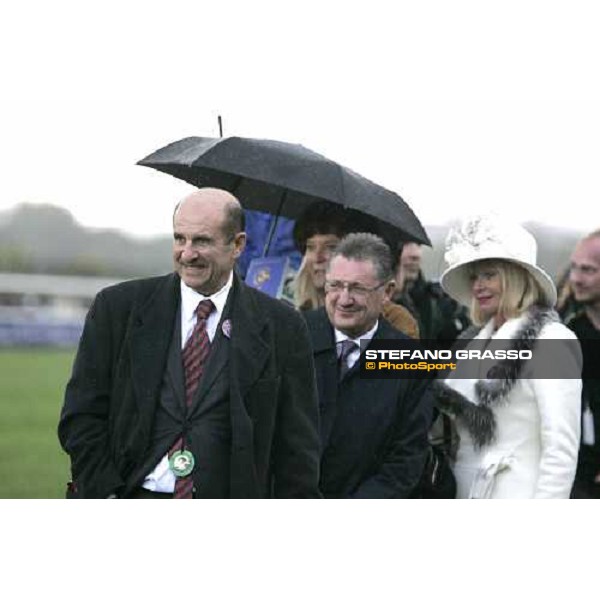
[171,299,214,499]
[338,339,357,381]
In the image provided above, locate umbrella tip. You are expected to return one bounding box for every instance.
[218,115,223,138]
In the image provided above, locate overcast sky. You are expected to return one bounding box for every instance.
[2,1,599,238]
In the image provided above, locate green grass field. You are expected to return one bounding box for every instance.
[0,348,74,498]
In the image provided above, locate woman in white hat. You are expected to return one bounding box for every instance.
[437,214,582,498]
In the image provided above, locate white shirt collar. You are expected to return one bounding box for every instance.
[180,272,233,344]
[334,319,379,350]
[181,272,232,316]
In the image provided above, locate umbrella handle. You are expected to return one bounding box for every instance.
[262,189,288,257]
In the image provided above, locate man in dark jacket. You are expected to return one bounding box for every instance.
[304,233,433,498]
[394,242,470,343]
[566,229,600,498]
[58,188,321,499]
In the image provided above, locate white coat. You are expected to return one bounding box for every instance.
[445,314,582,499]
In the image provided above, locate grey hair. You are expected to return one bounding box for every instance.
[329,232,393,283]
[221,201,245,241]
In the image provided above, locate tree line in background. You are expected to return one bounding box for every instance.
[0,202,585,282]
[0,203,172,278]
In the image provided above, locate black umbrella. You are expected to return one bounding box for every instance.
[137,136,431,247]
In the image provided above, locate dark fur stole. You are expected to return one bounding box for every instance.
[434,305,558,449]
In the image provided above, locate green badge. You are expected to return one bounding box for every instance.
[169,450,195,478]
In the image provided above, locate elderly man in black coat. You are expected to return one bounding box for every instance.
[58,188,321,499]
[304,233,433,498]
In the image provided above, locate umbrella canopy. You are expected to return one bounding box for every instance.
[137,136,431,246]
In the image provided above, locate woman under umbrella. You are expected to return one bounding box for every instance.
[437,214,582,498]
[291,201,419,339]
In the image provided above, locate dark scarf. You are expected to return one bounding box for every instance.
[434,305,558,449]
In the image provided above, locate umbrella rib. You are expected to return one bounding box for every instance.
[229,175,245,196]
[336,162,348,209]
[262,189,288,257]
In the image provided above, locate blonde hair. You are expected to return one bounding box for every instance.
[293,256,323,310]
[469,259,546,326]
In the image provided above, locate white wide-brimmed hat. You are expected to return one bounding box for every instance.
[440,214,556,307]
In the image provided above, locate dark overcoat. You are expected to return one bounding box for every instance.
[58,272,321,498]
[304,308,433,498]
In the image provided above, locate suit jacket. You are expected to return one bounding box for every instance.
[304,308,433,498]
[58,272,321,498]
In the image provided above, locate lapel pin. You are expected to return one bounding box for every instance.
[222,319,232,338]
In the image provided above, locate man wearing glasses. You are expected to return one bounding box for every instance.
[303,233,433,498]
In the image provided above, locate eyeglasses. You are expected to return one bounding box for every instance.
[324,280,386,298]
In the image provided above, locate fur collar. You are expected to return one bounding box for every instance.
[435,305,558,449]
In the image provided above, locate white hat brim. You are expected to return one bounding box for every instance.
[440,257,557,308]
